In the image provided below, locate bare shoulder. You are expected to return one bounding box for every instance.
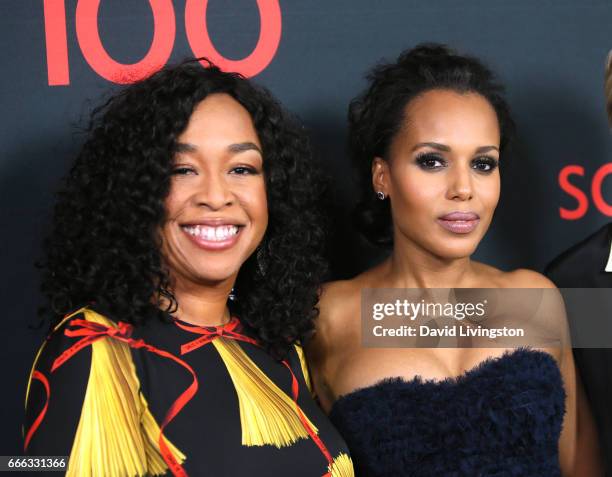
[309,270,377,352]
[317,278,363,333]
[503,268,557,289]
[470,261,556,289]
[501,268,569,358]
[319,279,360,309]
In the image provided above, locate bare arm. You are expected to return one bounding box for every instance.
[305,282,343,414]
[513,269,601,475]
[571,369,602,475]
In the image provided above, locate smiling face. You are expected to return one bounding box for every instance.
[373,89,501,259]
[161,93,268,289]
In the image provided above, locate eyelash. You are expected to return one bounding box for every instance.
[171,166,195,175]
[230,166,259,175]
[415,153,498,173]
[472,156,498,172]
[170,166,260,176]
[415,153,446,170]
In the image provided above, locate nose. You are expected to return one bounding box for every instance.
[192,173,234,210]
[446,163,473,201]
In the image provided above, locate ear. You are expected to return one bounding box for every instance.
[371,157,389,196]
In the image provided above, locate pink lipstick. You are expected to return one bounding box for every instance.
[437,211,480,234]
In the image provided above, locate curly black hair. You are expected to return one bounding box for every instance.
[349,43,516,247]
[39,59,328,359]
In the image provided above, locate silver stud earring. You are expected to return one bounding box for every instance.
[228,287,237,301]
[376,191,386,200]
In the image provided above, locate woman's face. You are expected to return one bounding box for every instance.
[161,93,268,287]
[373,89,501,259]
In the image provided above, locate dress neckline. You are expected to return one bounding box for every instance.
[330,348,560,413]
[171,315,241,333]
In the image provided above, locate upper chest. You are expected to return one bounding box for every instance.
[322,314,561,404]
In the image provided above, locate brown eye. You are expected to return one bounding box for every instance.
[230,166,259,175]
[471,157,498,173]
[171,167,196,175]
[415,153,446,170]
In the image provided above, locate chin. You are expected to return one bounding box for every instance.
[190,261,242,284]
[433,244,478,260]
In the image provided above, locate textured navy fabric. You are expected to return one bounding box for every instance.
[329,349,565,477]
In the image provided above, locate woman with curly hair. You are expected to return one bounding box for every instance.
[307,44,600,476]
[24,60,354,477]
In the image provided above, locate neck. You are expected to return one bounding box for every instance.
[164,275,235,327]
[385,236,474,289]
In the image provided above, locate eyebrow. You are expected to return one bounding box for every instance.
[412,142,450,152]
[175,142,198,153]
[474,145,499,153]
[411,142,499,153]
[227,142,262,155]
[175,141,262,155]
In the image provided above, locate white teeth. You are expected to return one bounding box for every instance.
[183,225,239,241]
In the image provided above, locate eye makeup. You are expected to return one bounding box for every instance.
[414,152,498,173]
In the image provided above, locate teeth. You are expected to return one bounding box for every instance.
[183,225,239,241]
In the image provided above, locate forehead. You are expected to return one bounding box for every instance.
[179,93,260,143]
[397,89,500,147]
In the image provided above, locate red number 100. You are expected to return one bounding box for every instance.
[43,0,282,85]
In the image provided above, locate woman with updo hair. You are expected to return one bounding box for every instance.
[24,60,354,477]
[307,44,599,476]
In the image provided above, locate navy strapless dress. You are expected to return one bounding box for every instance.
[329,349,565,477]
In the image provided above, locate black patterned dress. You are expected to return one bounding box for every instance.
[24,306,354,477]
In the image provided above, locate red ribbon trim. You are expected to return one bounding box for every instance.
[51,319,195,477]
[174,317,335,476]
[173,318,259,355]
[281,360,334,466]
[23,371,50,453]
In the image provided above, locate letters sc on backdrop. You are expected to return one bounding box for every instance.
[559,164,612,220]
[42,0,282,84]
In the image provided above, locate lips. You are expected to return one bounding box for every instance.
[182,224,239,241]
[439,211,479,221]
[180,221,243,251]
[437,211,480,234]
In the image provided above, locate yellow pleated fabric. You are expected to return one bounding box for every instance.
[294,343,313,393]
[212,337,319,448]
[328,453,355,477]
[64,309,185,477]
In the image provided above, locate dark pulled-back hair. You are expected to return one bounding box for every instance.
[349,43,515,247]
[40,59,327,359]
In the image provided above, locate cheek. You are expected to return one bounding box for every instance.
[255,190,269,230]
[392,171,442,217]
[478,175,501,213]
[158,222,176,268]
[164,199,179,222]
[240,181,268,229]
[164,184,188,221]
